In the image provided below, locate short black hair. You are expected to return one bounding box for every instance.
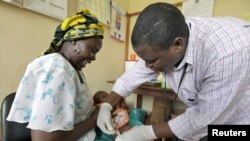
[93,91,107,105]
[131,2,189,50]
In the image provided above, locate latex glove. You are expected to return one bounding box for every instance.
[97,103,115,134]
[115,125,157,141]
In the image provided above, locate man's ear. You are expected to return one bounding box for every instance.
[173,37,185,54]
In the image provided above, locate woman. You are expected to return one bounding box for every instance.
[7,9,104,141]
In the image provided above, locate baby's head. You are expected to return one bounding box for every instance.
[93,91,108,105]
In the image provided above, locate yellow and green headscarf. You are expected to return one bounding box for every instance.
[43,9,104,55]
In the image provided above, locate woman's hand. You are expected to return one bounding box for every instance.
[90,108,99,120]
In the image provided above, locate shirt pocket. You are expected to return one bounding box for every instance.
[180,88,198,107]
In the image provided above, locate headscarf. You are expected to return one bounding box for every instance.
[43,9,104,55]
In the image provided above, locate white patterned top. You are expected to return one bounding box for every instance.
[7,53,96,141]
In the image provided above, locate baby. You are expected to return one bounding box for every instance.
[93,91,129,131]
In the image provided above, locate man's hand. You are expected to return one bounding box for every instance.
[97,103,115,134]
[115,125,157,141]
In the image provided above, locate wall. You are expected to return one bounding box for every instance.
[128,0,182,13]
[114,0,129,11]
[213,0,250,18]
[0,1,60,100]
[0,0,127,106]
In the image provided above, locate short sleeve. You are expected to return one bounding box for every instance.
[7,54,78,132]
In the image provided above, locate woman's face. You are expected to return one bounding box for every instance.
[70,38,102,71]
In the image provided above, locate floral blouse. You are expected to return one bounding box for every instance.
[7,53,96,141]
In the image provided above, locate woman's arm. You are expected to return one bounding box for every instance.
[31,109,99,141]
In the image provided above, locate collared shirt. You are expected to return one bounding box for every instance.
[113,17,250,141]
[7,53,96,141]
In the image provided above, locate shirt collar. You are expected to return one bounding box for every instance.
[174,21,194,71]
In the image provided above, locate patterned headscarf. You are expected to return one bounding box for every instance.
[43,9,104,55]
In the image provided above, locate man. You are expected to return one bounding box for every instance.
[97,2,250,141]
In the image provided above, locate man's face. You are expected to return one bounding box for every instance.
[134,44,182,72]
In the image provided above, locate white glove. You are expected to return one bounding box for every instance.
[97,103,115,134]
[115,125,157,141]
